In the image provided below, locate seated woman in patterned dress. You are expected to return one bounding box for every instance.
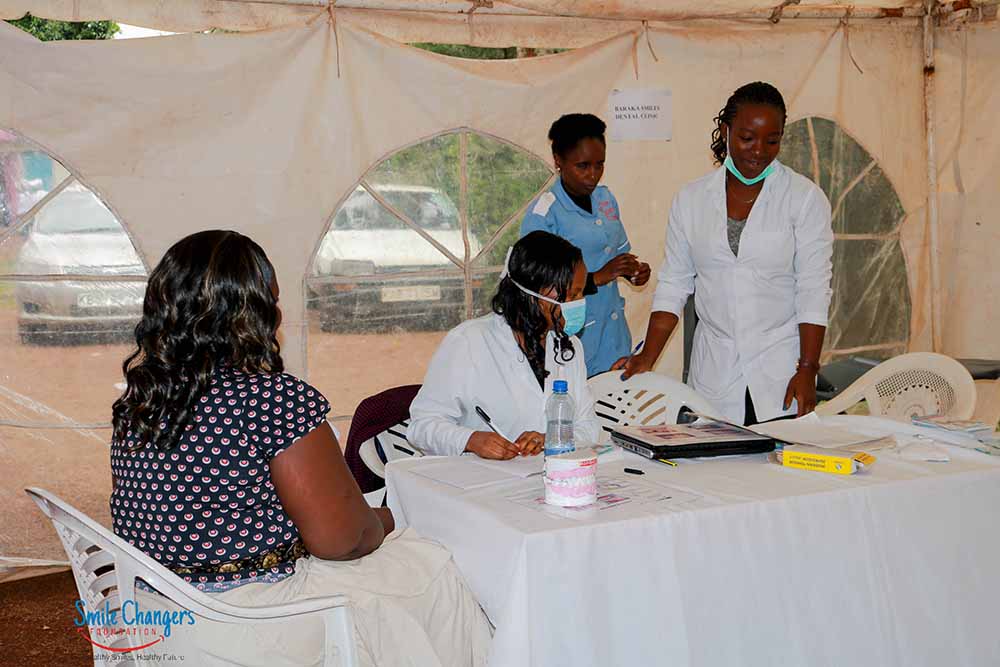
[110,230,490,667]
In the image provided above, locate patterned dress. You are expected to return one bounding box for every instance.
[110,368,329,592]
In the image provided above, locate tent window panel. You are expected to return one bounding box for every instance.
[466,133,552,265]
[1,186,145,276]
[470,270,502,319]
[826,238,911,352]
[0,130,71,225]
[304,306,449,421]
[779,117,910,359]
[366,134,466,258]
[777,120,815,180]
[836,164,906,236]
[0,278,138,427]
[306,129,552,423]
[0,130,147,430]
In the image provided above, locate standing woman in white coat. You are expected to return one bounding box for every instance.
[409,230,600,459]
[618,82,833,425]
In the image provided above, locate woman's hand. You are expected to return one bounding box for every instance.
[466,431,520,460]
[783,369,818,417]
[513,431,545,456]
[627,262,652,287]
[594,254,641,286]
[612,351,655,380]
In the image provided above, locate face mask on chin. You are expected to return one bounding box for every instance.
[724,128,775,186]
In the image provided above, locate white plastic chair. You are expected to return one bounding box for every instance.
[26,487,358,667]
[815,352,977,421]
[588,370,722,442]
[358,419,422,506]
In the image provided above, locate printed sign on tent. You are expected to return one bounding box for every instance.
[607,89,673,141]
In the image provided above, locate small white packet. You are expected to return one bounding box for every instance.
[895,437,951,462]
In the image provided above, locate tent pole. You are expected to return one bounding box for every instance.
[922,1,943,353]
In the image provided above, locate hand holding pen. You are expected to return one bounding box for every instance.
[469,406,543,459]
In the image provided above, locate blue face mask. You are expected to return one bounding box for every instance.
[503,249,588,336]
[724,129,775,186]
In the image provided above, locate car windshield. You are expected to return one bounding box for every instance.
[33,194,122,234]
[335,187,460,231]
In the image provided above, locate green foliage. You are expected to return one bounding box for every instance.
[6,13,119,41]
[412,43,518,60]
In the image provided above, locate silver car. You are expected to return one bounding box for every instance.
[14,187,146,345]
[310,184,481,332]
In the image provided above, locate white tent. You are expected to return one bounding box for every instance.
[0,0,997,577]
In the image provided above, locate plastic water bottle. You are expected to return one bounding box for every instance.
[544,380,576,456]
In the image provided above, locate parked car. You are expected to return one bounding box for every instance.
[310,184,481,332]
[14,187,146,345]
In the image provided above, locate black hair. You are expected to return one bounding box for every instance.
[112,230,283,451]
[491,231,584,388]
[710,82,787,165]
[548,113,607,158]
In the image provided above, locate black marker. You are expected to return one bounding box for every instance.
[623,468,644,475]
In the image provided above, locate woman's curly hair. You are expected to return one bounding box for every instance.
[491,231,584,388]
[112,230,283,450]
[710,81,787,165]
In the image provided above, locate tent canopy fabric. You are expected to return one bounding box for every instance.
[0,0,983,43]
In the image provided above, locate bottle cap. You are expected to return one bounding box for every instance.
[553,380,568,393]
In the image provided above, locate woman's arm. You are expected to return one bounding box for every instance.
[407,332,478,456]
[784,324,826,416]
[270,422,387,561]
[784,187,834,416]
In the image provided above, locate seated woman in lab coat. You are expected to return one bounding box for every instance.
[618,81,834,426]
[408,230,601,460]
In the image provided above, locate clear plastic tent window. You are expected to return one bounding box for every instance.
[0,129,148,431]
[778,117,911,362]
[306,129,553,422]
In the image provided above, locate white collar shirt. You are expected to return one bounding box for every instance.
[652,161,834,424]
[408,313,600,456]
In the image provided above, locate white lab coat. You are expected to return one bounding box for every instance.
[652,161,833,424]
[408,313,600,456]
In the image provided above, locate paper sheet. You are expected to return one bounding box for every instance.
[412,460,519,490]
[751,413,886,449]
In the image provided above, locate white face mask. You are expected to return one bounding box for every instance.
[501,248,587,336]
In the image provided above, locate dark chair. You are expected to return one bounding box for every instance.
[343,385,421,506]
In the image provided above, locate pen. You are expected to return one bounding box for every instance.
[623,467,644,475]
[475,405,512,442]
[656,458,678,467]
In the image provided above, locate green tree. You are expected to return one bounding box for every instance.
[412,43,518,60]
[6,13,119,41]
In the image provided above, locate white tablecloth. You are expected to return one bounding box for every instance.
[386,416,1000,667]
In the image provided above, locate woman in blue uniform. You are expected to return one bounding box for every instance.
[521,113,652,376]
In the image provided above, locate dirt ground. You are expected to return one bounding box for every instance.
[0,571,93,666]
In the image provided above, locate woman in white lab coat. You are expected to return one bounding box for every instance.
[408,231,600,459]
[618,82,834,425]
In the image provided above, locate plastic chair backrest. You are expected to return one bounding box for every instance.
[344,385,422,507]
[358,418,423,506]
[588,371,722,442]
[25,487,357,667]
[815,352,977,420]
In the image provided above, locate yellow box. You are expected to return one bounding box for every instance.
[779,446,876,475]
